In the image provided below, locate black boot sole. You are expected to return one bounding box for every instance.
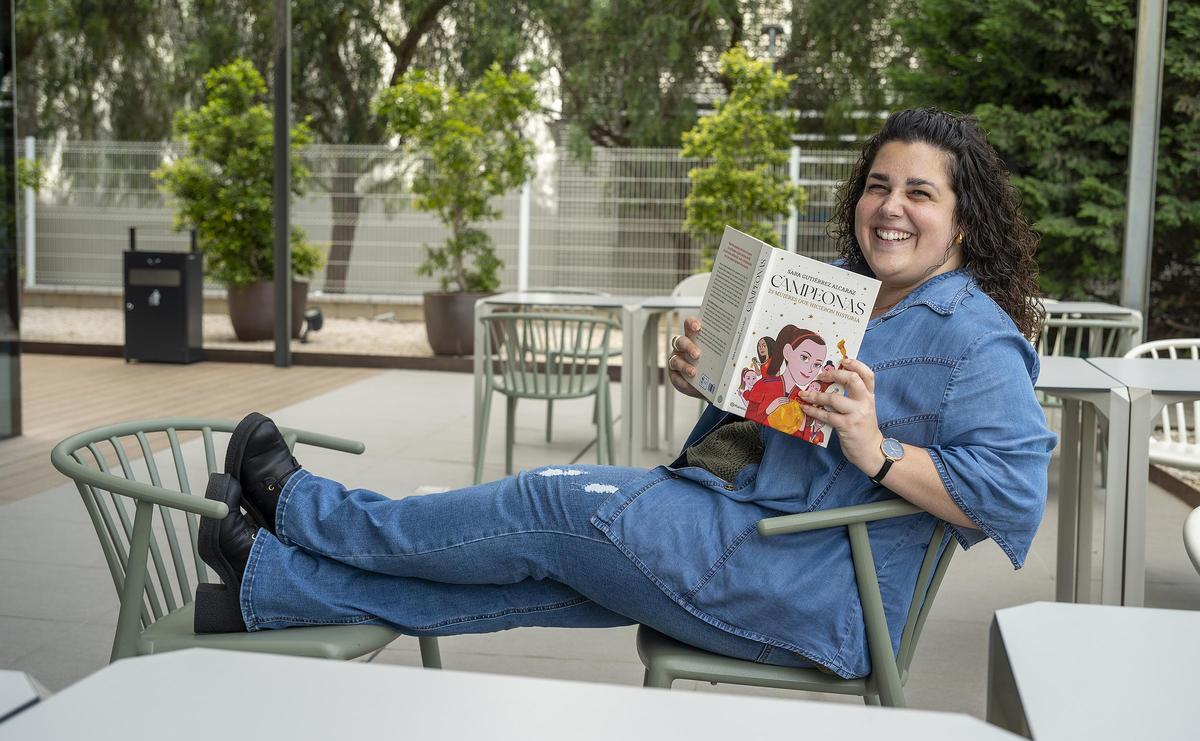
[195,472,249,634]
[224,412,274,532]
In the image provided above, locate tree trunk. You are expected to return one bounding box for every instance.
[322,153,362,294]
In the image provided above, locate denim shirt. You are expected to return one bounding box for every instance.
[590,268,1057,678]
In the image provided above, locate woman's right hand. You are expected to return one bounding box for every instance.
[668,317,706,400]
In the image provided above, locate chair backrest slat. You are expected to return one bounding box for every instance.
[897,524,957,674]
[75,478,128,599]
[114,436,175,621]
[1125,339,1200,450]
[481,313,617,402]
[161,428,194,603]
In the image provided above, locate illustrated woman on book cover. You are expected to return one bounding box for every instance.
[736,366,761,404]
[743,326,827,434]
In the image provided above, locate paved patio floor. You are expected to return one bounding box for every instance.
[2,361,1198,719]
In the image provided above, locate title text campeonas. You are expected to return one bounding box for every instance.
[769,274,868,316]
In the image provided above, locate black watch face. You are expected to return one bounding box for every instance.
[882,438,904,460]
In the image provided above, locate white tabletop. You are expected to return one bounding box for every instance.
[1085,358,1200,395]
[1040,300,1139,316]
[480,292,639,309]
[1035,355,1123,393]
[0,649,1019,740]
[635,296,703,311]
[994,602,1200,739]
[0,671,43,723]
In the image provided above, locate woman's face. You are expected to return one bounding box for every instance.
[854,141,962,295]
[757,338,768,358]
[781,339,826,387]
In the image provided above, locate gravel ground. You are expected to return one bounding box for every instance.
[22,306,437,356]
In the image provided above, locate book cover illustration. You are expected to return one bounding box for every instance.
[690,227,880,448]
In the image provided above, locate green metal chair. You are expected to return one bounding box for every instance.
[637,499,956,708]
[51,417,442,667]
[474,312,618,484]
[516,289,620,445]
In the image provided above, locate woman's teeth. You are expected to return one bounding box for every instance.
[875,229,913,241]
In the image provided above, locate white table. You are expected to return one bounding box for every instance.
[1035,356,1130,604]
[620,295,702,465]
[987,602,1200,739]
[0,649,1020,740]
[1040,299,1141,317]
[1083,358,1200,606]
[0,671,44,724]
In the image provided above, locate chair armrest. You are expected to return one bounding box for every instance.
[757,499,922,537]
[49,455,229,519]
[279,426,366,455]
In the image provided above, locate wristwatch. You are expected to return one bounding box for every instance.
[869,437,904,485]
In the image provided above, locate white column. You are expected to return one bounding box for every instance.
[1119,0,1167,334]
[517,179,531,291]
[24,136,35,287]
[786,146,800,253]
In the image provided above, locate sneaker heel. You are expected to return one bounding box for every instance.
[194,583,246,634]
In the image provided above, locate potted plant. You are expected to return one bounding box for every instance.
[154,58,324,341]
[373,64,537,355]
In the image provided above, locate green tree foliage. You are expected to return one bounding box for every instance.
[374,65,538,292]
[154,60,322,287]
[777,0,910,133]
[893,0,1200,335]
[682,47,806,266]
[15,0,181,139]
[533,0,750,151]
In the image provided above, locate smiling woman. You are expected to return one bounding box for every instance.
[192,109,1056,689]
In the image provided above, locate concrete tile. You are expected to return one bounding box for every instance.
[0,615,88,665]
[0,517,109,569]
[0,485,91,523]
[5,620,115,691]
[0,560,118,622]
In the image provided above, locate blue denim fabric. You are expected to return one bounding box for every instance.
[240,465,812,668]
[591,268,1057,679]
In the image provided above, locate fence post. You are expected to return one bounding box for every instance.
[517,179,531,291]
[786,145,800,253]
[24,136,35,287]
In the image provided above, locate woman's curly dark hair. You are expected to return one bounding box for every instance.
[830,108,1044,339]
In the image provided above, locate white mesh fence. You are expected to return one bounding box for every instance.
[22,140,858,296]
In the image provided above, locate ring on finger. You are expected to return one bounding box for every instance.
[670,334,683,352]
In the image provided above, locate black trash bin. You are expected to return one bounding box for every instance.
[124,230,203,363]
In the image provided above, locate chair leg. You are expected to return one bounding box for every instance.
[505,396,517,475]
[664,322,676,451]
[546,400,554,443]
[418,636,442,669]
[595,382,610,465]
[473,389,494,485]
[863,694,880,706]
[642,665,675,689]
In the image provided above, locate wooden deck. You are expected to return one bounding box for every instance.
[0,353,379,504]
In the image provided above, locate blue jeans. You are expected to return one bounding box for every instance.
[241,464,811,668]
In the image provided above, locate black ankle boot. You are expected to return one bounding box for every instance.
[225,411,301,533]
[195,473,257,634]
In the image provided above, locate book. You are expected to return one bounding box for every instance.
[687,226,881,447]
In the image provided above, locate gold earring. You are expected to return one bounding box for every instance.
[955,233,964,245]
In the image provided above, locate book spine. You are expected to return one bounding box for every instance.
[713,246,771,409]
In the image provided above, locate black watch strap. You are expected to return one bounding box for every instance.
[869,458,894,486]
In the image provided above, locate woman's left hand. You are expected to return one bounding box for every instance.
[798,358,884,474]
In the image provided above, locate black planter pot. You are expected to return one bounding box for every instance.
[423,291,493,356]
[227,280,308,342]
